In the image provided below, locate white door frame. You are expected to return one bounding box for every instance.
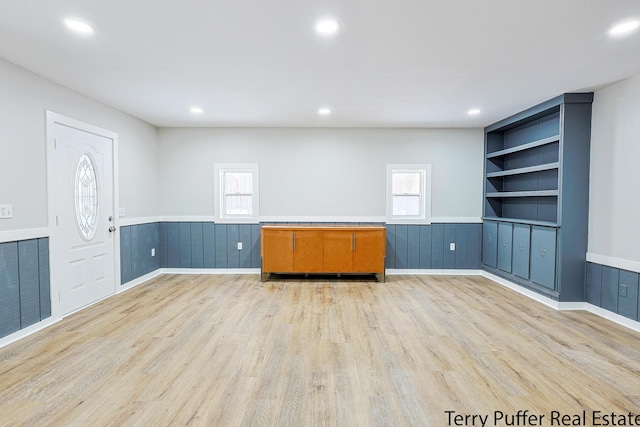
[45,111,120,319]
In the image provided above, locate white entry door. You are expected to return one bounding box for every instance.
[49,115,116,316]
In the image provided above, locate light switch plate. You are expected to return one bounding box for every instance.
[151,248,156,257]
[119,207,126,217]
[0,205,13,219]
[237,242,243,251]
[449,243,455,251]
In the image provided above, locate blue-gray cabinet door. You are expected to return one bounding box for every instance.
[497,222,513,273]
[530,226,557,289]
[512,224,530,280]
[482,221,498,268]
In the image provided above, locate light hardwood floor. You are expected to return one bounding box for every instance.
[1,274,639,426]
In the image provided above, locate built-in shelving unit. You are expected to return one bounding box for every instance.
[481,93,593,302]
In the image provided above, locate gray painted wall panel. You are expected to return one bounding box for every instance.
[418,225,432,269]
[0,242,20,337]
[226,225,240,268]
[203,223,216,268]
[130,226,140,280]
[214,224,228,268]
[443,224,456,269]
[407,226,420,269]
[618,270,639,321]
[38,238,51,320]
[385,225,396,269]
[394,225,408,269]
[431,224,444,269]
[18,240,40,328]
[120,226,132,284]
[586,262,602,305]
[467,224,482,269]
[251,224,261,268]
[167,222,180,268]
[455,223,468,269]
[179,222,192,268]
[190,222,204,268]
[601,266,619,313]
[238,225,253,268]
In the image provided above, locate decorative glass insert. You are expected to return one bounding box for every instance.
[75,154,99,240]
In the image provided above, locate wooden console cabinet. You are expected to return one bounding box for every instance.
[261,225,386,282]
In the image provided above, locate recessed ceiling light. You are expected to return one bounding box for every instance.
[318,107,332,116]
[190,107,204,114]
[467,109,482,116]
[608,20,640,37]
[315,19,340,35]
[64,18,94,35]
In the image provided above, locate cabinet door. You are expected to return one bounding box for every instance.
[293,230,324,272]
[323,231,353,272]
[353,230,386,273]
[512,224,530,279]
[497,222,513,273]
[530,226,557,289]
[482,221,498,268]
[261,229,293,272]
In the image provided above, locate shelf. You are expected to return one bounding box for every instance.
[486,190,558,198]
[486,135,560,159]
[482,217,559,227]
[486,162,559,178]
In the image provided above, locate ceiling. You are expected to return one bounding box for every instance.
[1,1,639,128]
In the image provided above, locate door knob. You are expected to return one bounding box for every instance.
[109,226,116,233]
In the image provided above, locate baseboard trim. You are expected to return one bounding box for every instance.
[387,269,483,276]
[160,268,262,275]
[0,317,59,349]
[118,269,164,292]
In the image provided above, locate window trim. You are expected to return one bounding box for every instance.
[386,164,432,224]
[214,163,260,224]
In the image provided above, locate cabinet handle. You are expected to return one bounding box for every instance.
[292,232,296,251]
[540,245,546,257]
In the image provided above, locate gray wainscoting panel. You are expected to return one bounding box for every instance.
[18,240,40,328]
[190,222,204,268]
[238,225,253,268]
[418,225,432,269]
[601,266,620,314]
[120,223,161,284]
[120,226,132,284]
[467,224,482,269]
[203,223,216,268]
[130,226,140,280]
[443,224,456,269]
[407,226,420,269]
[431,224,444,269]
[0,237,52,340]
[167,222,180,268]
[394,225,408,269]
[214,224,228,268]
[251,224,261,268]
[0,242,20,337]
[226,224,240,269]
[385,225,396,269]
[586,262,602,306]
[618,270,639,321]
[455,223,469,269]
[38,238,51,320]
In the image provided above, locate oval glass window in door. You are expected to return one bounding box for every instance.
[75,154,99,240]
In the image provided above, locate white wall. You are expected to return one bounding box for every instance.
[157,127,483,220]
[589,72,640,270]
[0,59,159,235]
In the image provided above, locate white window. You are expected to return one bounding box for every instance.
[214,163,259,223]
[386,164,432,224]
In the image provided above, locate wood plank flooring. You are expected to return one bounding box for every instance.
[1,274,640,426]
